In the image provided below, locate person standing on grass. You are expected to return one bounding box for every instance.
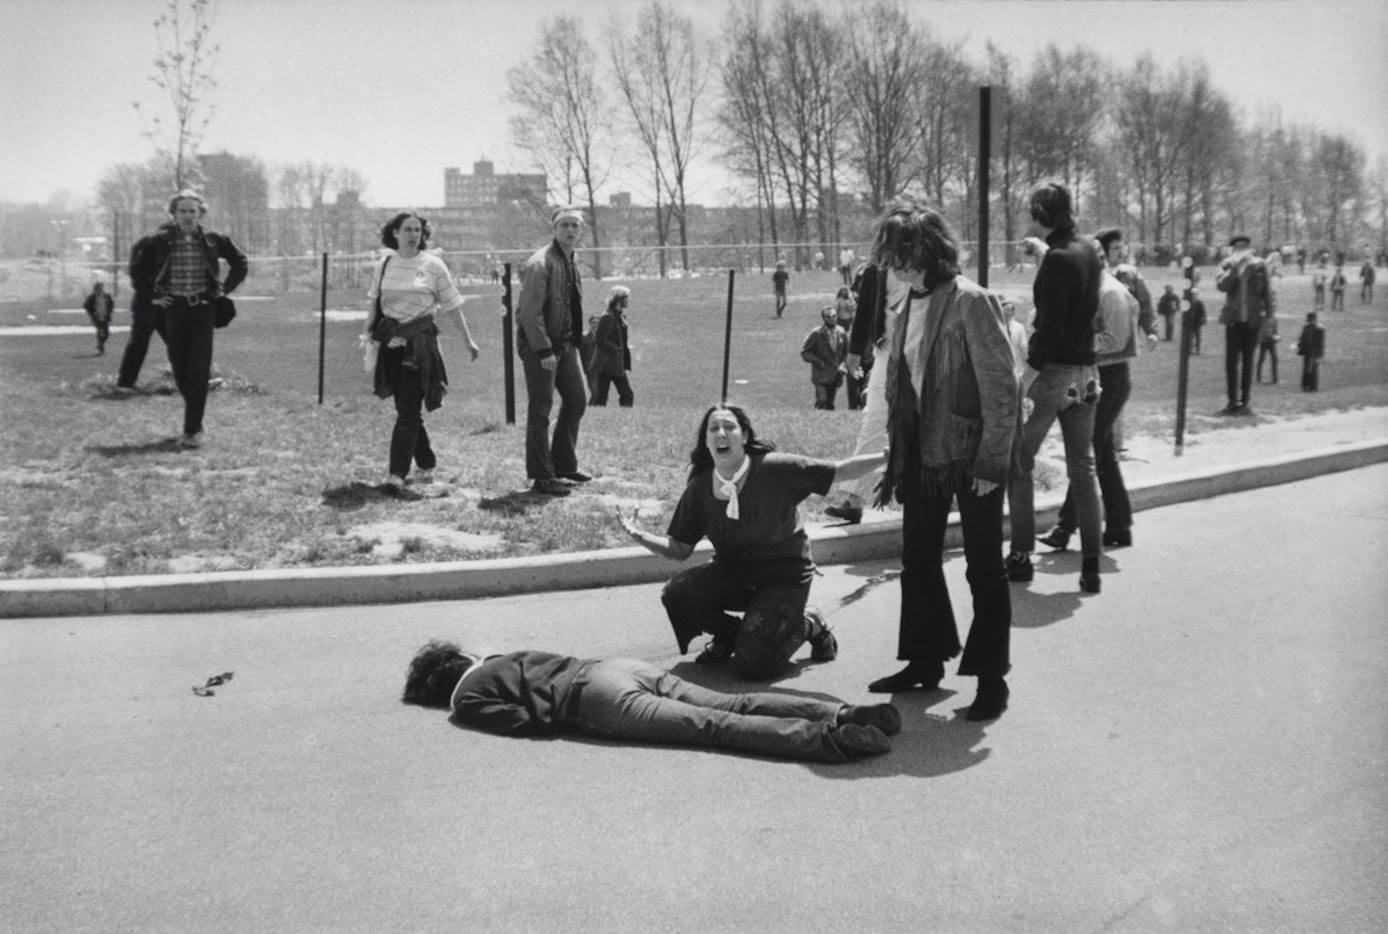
[617,403,884,682]
[1157,284,1180,341]
[590,286,634,407]
[82,279,114,356]
[772,260,789,318]
[1256,313,1280,384]
[1312,264,1327,310]
[1360,258,1376,303]
[862,201,1018,722]
[800,305,847,410]
[363,212,480,500]
[1297,312,1325,391]
[1329,266,1347,310]
[124,190,248,448]
[1215,234,1277,415]
[402,640,900,763]
[517,206,591,497]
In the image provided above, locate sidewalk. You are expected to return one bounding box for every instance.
[3,407,1386,618]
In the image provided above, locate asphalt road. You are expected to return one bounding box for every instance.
[3,465,1385,933]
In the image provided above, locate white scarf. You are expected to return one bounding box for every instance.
[713,455,751,520]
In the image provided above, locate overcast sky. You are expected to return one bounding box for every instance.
[2,0,1385,208]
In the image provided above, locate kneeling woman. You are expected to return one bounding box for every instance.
[619,404,884,680]
[364,212,480,497]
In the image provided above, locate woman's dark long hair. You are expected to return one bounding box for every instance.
[870,200,960,290]
[402,640,476,709]
[380,212,432,250]
[687,403,775,480]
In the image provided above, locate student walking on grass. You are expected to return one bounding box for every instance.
[82,280,114,355]
[590,286,634,407]
[363,212,480,500]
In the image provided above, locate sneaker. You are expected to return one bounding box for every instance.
[806,608,837,662]
[557,469,592,483]
[410,468,435,485]
[1038,526,1071,551]
[1005,551,1033,582]
[531,478,571,497]
[823,501,863,524]
[838,703,902,736]
[178,432,203,449]
[694,640,733,665]
[381,476,423,501]
[111,385,134,397]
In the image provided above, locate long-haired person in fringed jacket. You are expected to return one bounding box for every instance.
[864,200,1019,722]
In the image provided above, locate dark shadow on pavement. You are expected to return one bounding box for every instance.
[85,438,184,457]
[808,689,994,779]
[1009,583,1084,629]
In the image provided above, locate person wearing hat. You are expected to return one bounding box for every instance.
[403,640,902,763]
[1215,234,1277,415]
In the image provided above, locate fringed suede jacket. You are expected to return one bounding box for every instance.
[878,275,1019,506]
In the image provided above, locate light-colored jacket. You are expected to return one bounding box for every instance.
[880,275,1018,501]
[1093,271,1140,366]
[1216,253,1277,325]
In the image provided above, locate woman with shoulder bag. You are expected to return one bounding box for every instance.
[362,212,480,500]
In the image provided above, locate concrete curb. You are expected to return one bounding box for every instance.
[3,439,1386,619]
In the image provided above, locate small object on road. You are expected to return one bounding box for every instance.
[192,671,235,697]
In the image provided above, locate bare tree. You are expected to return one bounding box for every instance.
[507,16,612,278]
[610,0,712,275]
[843,2,926,213]
[132,0,219,191]
[718,0,782,264]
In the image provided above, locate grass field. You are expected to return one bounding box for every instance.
[1,264,1384,579]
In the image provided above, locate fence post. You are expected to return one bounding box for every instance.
[1174,255,1195,452]
[721,269,735,402]
[977,85,991,287]
[317,252,328,405]
[502,262,515,425]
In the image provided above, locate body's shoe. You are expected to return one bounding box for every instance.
[1080,570,1102,593]
[410,468,435,485]
[824,501,863,524]
[868,661,944,693]
[838,703,902,736]
[557,470,592,483]
[382,476,423,501]
[694,640,733,665]
[966,677,1009,721]
[531,478,571,497]
[111,385,134,397]
[1038,526,1071,551]
[806,607,838,661]
[828,723,891,758]
[1102,528,1132,548]
[178,432,203,449]
[1005,551,1034,582]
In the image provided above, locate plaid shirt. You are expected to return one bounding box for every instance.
[167,234,205,296]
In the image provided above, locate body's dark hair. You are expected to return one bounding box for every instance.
[166,189,207,217]
[835,286,852,301]
[870,200,960,290]
[380,212,432,250]
[402,640,476,709]
[1094,227,1123,257]
[607,285,631,313]
[1029,181,1074,232]
[688,404,775,480]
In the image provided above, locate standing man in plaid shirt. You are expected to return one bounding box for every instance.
[127,190,248,448]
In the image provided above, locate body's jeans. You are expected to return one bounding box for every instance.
[519,343,586,480]
[573,658,850,762]
[384,348,437,480]
[117,301,167,388]
[1224,322,1259,406]
[1056,361,1132,535]
[163,298,215,436]
[1257,341,1279,382]
[897,473,1011,678]
[1008,363,1102,558]
[662,562,814,681]
[592,373,633,406]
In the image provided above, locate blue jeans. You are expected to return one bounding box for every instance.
[661,562,813,681]
[1008,364,1102,558]
[519,343,586,480]
[1056,361,1132,535]
[384,349,437,480]
[163,298,215,436]
[573,658,850,762]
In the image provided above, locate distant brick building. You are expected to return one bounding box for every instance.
[444,160,547,208]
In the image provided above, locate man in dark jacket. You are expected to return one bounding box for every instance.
[123,190,248,447]
[516,207,591,496]
[402,640,899,763]
[1005,181,1104,594]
